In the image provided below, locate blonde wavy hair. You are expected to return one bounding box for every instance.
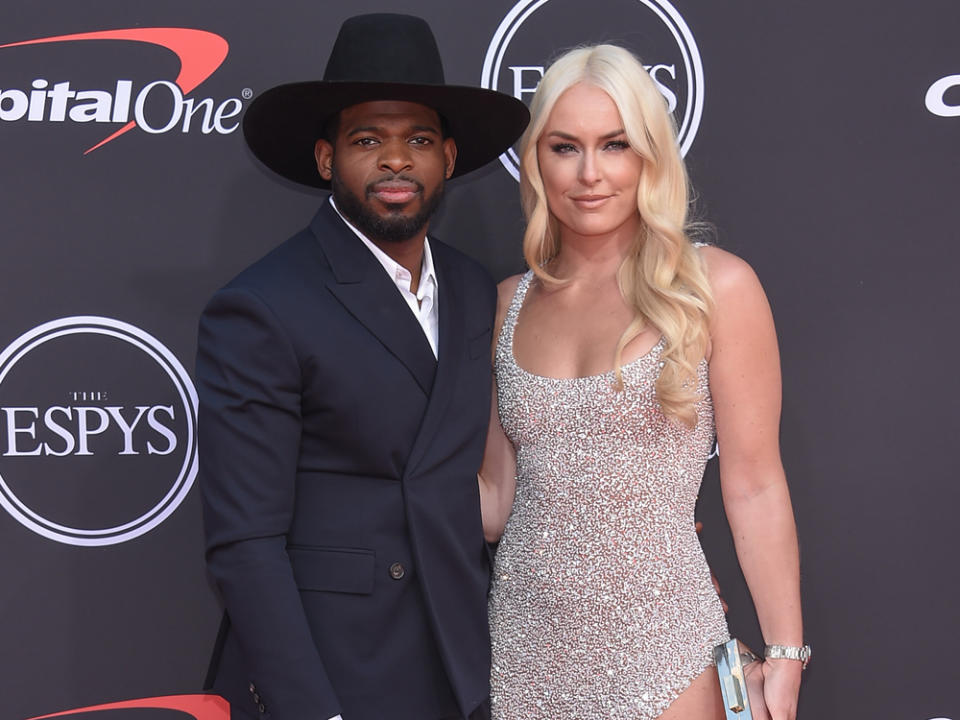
[519,44,713,426]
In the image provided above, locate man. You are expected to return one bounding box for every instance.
[196,13,528,720]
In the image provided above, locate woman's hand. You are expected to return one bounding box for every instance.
[761,658,802,720]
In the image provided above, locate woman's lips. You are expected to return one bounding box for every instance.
[571,194,612,209]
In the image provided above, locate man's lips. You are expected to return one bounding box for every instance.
[370,181,420,204]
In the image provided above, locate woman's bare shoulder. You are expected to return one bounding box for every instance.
[497,273,525,304]
[698,245,775,352]
[698,245,763,299]
[493,272,526,337]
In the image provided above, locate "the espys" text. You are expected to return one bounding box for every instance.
[2,404,177,457]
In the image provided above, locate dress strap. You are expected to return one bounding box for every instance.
[495,270,534,371]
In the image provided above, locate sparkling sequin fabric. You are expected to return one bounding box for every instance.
[489,271,729,720]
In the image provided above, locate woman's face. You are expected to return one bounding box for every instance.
[536,83,644,242]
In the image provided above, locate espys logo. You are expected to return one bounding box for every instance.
[27,693,228,720]
[926,73,960,117]
[481,0,704,180]
[0,28,242,153]
[0,316,198,546]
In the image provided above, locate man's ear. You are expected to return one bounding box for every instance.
[443,137,457,180]
[315,139,334,181]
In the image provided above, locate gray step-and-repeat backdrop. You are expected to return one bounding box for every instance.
[1,1,957,718]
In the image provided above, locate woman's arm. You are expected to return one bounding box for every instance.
[478,275,523,543]
[703,247,803,720]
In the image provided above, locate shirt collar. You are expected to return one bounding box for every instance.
[329,196,436,300]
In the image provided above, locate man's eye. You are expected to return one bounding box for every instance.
[354,137,378,146]
[410,136,432,145]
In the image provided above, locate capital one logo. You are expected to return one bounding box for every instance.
[0,28,242,154]
[481,0,704,180]
[0,317,198,546]
[27,694,228,720]
[926,73,960,117]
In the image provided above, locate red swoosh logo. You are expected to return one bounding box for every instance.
[26,693,229,720]
[0,28,229,153]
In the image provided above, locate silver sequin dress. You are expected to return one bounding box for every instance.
[489,271,729,720]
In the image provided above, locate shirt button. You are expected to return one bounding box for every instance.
[389,562,406,580]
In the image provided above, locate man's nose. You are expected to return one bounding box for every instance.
[378,139,414,174]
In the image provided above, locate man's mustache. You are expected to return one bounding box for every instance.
[365,174,425,197]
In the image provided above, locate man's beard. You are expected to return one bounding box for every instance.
[332,170,444,244]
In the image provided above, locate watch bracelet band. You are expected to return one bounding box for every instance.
[764,643,812,669]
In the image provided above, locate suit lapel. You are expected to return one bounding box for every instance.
[310,204,436,395]
[404,244,465,477]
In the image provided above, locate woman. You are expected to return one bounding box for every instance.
[479,45,804,720]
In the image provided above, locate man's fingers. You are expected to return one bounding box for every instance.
[710,572,729,613]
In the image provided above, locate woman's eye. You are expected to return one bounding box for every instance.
[605,140,630,151]
[550,143,577,154]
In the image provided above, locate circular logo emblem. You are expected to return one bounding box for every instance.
[926,74,960,117]
[481,0,705,180]
[0,317,198,546]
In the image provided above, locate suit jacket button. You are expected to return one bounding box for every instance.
[258,702,266,713]
[249,682,256,694]
[389,562,406,579]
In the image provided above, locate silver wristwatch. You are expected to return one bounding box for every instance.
[764,644,812,669]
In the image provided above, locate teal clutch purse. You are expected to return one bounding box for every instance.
[713,638,769,720]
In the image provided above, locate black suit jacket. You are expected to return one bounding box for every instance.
[197,202,496,720]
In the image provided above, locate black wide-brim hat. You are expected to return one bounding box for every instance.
[243,13,530,188]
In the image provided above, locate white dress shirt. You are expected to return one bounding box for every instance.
[330,197,439,358]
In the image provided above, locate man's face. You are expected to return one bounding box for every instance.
[315,100,457,244]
